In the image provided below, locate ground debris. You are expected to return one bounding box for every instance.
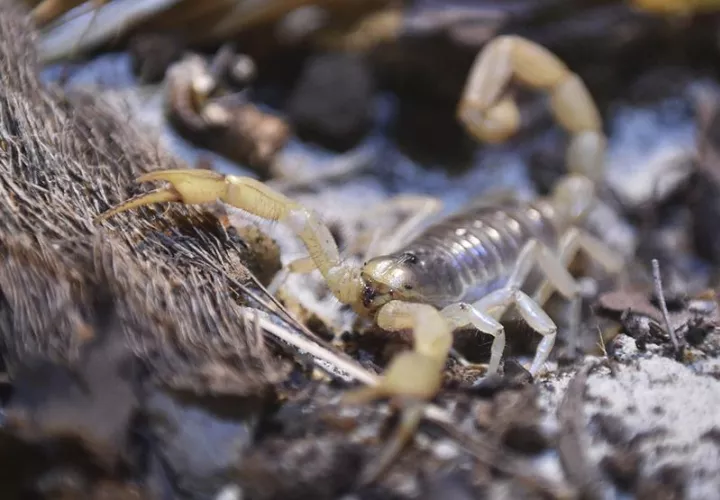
[234,437,364,500]
[469,380,549,457]
[128,33,186,84]
[597,285,720,361]
[145,389,267,498]
[165,52,291,175]
[584,357,720,499]
[600,449,642,492]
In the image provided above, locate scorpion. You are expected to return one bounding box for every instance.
[95,36,624,483]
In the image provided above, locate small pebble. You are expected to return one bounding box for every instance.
[287,53,375,152]
[601,450,641,491]
[432,439,460,461]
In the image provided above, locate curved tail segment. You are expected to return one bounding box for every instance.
[456,35,607,185]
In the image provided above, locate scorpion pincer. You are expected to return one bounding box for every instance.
[94,35,624,484]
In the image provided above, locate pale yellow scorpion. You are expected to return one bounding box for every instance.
[96,36,624,482]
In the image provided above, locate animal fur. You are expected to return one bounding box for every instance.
[0,0,288,396]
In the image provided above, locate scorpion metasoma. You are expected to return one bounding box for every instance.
[95,35,625,483]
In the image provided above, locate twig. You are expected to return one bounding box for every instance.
[651,258,680,353]
[596,326,608,359]
[244,307,377,385]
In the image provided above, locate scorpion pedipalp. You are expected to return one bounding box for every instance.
[94,170,227,222]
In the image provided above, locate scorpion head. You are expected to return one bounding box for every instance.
[359,252,425,311]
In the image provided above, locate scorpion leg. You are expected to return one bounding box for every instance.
[362,195,443,259]
[533,227,624,307]
[344,301,452,403]
[343,300,453,484]
[440,239,580,375]
[506,238,587,374]
[473,287,557,377]
[266,256,316,294]
[528,227,623,353]
[442,303,506,375]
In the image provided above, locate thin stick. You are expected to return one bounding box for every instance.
[651,258,680,353]
[243,307,377,385]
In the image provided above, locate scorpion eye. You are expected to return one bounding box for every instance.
[401,252,418,265]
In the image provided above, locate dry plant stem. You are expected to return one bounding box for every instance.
[242,307,376,385]
[176,237,361,378]
[253,302,563,492]
[651,258,680,353]
[267,144,377,192]
[244,307,456,433]
[66,0,106,62]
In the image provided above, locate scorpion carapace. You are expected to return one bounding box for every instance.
[95,35,624,485]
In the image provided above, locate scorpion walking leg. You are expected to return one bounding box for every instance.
[440,302,505,375]
[533,227,624,307]
[473,287,558,376]
[266,255,317,294]
[441,303,506,375]
[363,195,444,259]
[507,238,585,374]
[442,239,580,375]
[529,227,623,353]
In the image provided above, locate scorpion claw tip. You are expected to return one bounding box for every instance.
[94,188,182,222]
[95,168,231,222]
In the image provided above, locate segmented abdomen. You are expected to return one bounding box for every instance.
[401,199,560,307]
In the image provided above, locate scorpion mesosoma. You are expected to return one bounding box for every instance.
[95,36,624,483]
